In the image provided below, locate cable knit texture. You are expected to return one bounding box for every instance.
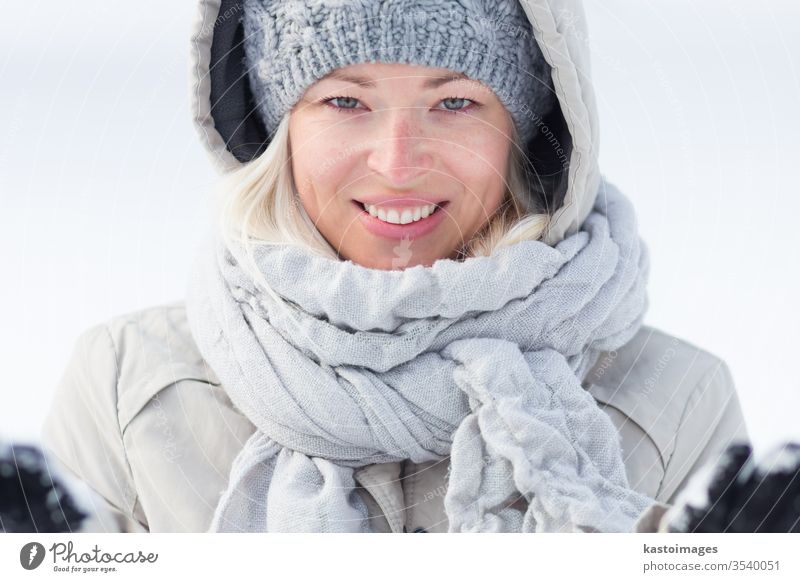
[241,0,555,144]
[184,181,657,532]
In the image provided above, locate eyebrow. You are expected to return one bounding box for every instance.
[325,71,469,89]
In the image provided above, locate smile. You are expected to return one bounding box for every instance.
[353,200,450,241]
[362,202,442,224]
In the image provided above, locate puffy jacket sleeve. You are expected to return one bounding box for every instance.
[40,324,148,533]
[634,358,751,532]
[659,359,750,503]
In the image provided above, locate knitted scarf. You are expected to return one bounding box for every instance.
[185,181,656,532]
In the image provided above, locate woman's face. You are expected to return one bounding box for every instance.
[288,62,515,270]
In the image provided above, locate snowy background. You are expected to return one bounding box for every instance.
[1,0,798,451]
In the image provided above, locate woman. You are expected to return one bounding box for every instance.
[39,0,751,533]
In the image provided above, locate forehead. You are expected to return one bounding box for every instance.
[318,62,473,89]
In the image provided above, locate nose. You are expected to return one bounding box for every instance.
[365,109,433,187]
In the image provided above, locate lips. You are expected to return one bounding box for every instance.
[353,200,450,241]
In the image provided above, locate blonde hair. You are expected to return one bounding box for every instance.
[214,113,550,287]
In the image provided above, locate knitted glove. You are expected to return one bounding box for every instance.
[0,440,89,533]
[664,442,800,533]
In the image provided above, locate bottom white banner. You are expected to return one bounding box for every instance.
[1,533,798,581]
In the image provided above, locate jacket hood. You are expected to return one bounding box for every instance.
[189,0,600,246]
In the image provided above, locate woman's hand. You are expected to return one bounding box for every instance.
[664,442,800,532]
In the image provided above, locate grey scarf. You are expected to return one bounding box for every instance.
[185,181,656,532]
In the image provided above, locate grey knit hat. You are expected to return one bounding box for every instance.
[241,0,555,145]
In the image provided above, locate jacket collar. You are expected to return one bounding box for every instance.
[354,462,406,533]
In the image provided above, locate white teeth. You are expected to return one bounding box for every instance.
[363,202,439,225]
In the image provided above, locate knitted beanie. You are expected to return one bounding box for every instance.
[241,0,555,145]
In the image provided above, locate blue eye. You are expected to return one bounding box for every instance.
[327,96,362,111]
[438,97,476,113]
[322,96,479,115]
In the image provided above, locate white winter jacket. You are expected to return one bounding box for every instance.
[41,303,749,532]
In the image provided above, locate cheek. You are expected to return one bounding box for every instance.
[289,120,359,215]
[449,131,511,208]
